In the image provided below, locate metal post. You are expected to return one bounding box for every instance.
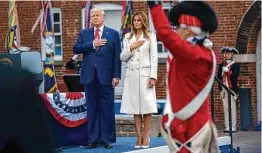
[228,90,233,153]
[215,77,236,153]
[256,30,261,126]
[211,87,215,120]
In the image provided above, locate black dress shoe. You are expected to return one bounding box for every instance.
[85,143,97,149]
[97,143,104,147]
[104,143,113,149]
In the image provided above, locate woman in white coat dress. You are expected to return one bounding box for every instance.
[120,12,158,149]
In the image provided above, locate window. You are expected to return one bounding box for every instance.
[149,3,173,59]
[52,9,63,61]
[41,8,63,62]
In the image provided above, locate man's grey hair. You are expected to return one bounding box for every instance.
[90,8,105,16]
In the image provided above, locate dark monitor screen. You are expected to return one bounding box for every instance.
[63,74,84,92]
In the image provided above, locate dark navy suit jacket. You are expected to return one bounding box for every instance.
[73,26,121,85]
[217,62,240,93]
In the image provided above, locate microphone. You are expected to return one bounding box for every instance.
[10,25,17,32]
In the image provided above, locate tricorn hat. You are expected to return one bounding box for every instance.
[221,47,239,54]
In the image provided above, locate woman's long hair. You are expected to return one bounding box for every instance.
[128,11,151,40]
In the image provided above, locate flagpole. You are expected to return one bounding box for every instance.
[48,0,59,93]
[42,0,58,93]
[6,0,20,53]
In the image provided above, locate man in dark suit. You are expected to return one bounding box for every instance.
[217,47,240,133]
[73,8,121,149]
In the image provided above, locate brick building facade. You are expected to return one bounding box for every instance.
[0,1,260,130]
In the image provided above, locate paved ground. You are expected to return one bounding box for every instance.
[58,131,261,153]
[60,137,166,153]
[220,131,261,153]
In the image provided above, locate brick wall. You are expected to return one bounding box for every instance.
[0,1,259,130]
[116,115,162,137]
[205,1,259,129]
[0,1,10,51]
[155,63,167,99]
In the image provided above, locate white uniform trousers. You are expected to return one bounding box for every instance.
[221,91,237,131]
[161,120,220,153]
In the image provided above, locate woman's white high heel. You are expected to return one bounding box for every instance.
[135,138,143,149]
[141,137,150,149]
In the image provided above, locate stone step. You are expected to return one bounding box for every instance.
[115,115,162,137]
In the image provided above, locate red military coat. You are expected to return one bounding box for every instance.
[150,5,218,153]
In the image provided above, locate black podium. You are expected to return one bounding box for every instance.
[0,53,21,67]
[63,74,84,92]
[0,52,43,88]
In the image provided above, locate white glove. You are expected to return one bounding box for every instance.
[233,95,238,101]
[222,66,230,72]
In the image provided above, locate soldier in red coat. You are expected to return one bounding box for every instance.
[148,1,220,153]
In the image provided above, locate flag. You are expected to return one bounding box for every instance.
[84,0,93,29]
[6,0,20,53]
[41,0,57,93]
[44,64,57,93]
[120,0,133,47]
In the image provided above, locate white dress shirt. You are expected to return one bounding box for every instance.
[94,25,104,37]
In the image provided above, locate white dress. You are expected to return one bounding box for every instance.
[120,32,158,114]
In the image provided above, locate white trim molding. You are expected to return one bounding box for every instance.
[158,52,168,63]
[94,3,122,10]
[256,29,261,122]
[234,54,256,63]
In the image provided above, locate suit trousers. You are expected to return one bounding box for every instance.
[84,68,116,144]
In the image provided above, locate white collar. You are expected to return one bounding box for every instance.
[94,25,104,32]
[226,59,233,64]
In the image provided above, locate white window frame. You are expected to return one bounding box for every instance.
[149,3,172,61]
[52,8,63,61]
[81,9,85,30]
[81,8,87,30]
[41,8,63,62]
[81,3,122,30]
